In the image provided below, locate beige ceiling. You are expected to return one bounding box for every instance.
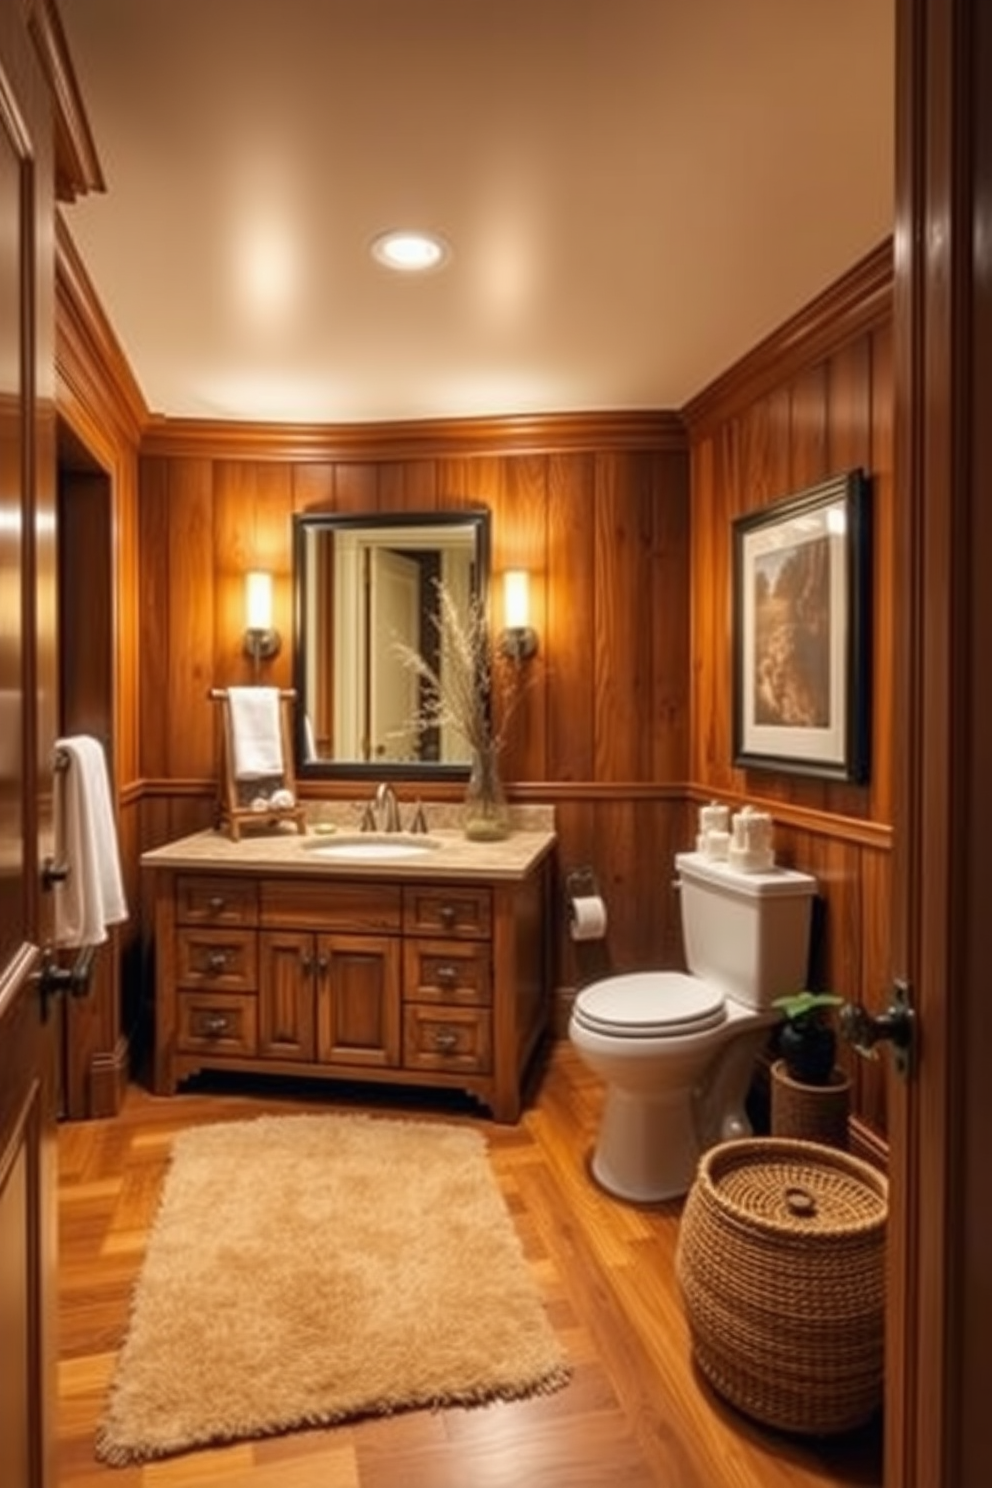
[59,0,894,426]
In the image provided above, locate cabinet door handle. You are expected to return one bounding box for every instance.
[300,951,314,975]
[432,1026,459,1053]
[202,1014,231,1038]
[435,964,459,989]
[206,951,228,974]
[317,953,330,975]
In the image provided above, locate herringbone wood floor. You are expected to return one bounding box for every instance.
[57,1042,882,1488]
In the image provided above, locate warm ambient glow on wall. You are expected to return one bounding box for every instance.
[243,571,281,680]
[499,569,538,661]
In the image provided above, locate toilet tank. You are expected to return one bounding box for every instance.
[675,851,817,1010]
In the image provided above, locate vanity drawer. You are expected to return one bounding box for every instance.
[402,1004,492,1074]
[261,879,401,933]
[403,939,491,1006]
[176,928,257,991]
[402,886,492,940]
[176,875,258,926]
[177,992,258,1057]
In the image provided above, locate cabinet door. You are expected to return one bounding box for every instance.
[316,934,401,1068]
[258,930,316,1061]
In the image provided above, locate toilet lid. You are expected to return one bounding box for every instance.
[573,972,727,1038]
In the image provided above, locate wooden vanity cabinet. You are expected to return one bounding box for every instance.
[150,854,551,1122]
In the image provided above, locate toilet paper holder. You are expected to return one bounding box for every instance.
[565,866,601,909]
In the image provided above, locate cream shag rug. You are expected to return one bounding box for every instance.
[96,1113,568,1464]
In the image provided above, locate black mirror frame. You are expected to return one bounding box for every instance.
[292,507,491,780]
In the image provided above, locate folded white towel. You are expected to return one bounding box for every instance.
[228,686,284,780]
[54,735,128,949]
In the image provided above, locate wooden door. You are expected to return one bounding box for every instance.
[315,933,401,1068]
[0,963,59,1488]
[887,0,992,1482]
[258,928,316,1061]
[0,6,59,1484]
[369,546,420,762]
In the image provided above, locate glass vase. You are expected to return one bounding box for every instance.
[463,743,510,841]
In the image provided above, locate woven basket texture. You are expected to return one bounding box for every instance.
[770,1061,851,1151]
[675,1137,888,1436]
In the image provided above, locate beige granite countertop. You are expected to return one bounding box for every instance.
[141,806,556,884]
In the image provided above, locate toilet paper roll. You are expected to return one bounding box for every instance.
[569,895,608,941]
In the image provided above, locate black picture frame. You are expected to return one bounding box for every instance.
[732,469,871,783]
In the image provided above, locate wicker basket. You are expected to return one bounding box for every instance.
[770,1060,851,1150]
[675,1138,888,1435]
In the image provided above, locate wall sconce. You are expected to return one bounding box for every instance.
[499,569,538,661]
[243,570,281,680]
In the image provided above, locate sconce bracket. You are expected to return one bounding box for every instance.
[244,627,281,662]
[500,626,538,662]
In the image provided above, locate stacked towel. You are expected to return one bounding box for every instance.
[54,735,128,949]
[228,687,284,779]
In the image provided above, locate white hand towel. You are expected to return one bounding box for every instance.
[228,686,284,779]
[54,735,129,949]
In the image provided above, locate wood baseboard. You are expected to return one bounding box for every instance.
[89,1034,129,1118]
[551,986,576,1039]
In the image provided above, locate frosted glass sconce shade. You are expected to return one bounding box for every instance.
[243,570,281,678]
[500,569,538,661]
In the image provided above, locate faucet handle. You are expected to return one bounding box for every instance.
[409,801,429,834]
[359,801,377,833]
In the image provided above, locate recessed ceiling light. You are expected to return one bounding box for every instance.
[371,229,450,273]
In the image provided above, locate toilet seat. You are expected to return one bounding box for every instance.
[572,971,727,1039]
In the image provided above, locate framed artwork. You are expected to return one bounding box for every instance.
[732,469,871,783]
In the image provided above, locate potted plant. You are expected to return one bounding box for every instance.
[771,990,844,1085]
[769,991,849,1149]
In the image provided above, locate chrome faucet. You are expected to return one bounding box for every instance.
[374,782,402,833]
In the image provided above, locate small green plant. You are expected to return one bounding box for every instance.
[772,991,844,1085]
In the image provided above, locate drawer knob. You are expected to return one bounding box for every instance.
[438,904,457,928]
[202,1014,231,1037]
[435,964,459,989]
[206,951,229,973]
[433,1026,459,1053]
[207,896,226,913]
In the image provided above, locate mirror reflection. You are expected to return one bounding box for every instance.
[293,509,490,776]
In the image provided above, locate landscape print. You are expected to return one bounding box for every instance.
[752,536,831,730]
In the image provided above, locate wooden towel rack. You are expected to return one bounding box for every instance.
[209,687,307,840]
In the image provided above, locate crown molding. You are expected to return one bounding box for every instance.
[139,408,688,462]
[27,0,104,202]
[55,212,148,448]
[682,238,894,436]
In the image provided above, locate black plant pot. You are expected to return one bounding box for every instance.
[778,1018,837,1086]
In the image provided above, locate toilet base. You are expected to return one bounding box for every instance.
[590,1085,703,1203]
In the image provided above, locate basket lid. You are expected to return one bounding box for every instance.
[698,1138,888,1237]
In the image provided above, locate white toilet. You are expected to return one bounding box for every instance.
[568,850,817,1203]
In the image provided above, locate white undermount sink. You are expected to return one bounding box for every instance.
[301,833,443,862]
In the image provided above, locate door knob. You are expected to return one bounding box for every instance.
[839,980,915,1077]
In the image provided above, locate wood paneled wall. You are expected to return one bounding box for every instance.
[136,422,692,991]
[56,204,896,1149]
[683,240,894,1147]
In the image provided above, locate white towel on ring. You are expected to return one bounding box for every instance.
[227,686,284,779]
[54,735,128,949]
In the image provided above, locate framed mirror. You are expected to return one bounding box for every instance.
[293,508,491,778]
